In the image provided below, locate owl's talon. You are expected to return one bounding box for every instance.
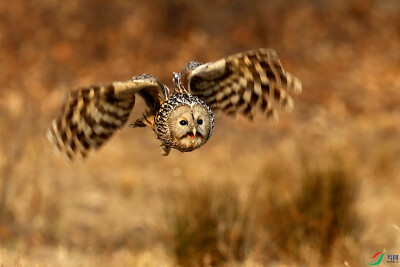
[129,120,145,128]
[160,144,171,156]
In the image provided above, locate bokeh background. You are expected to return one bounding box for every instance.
[1,0,400,266]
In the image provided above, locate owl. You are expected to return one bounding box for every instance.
[47,48,302,159]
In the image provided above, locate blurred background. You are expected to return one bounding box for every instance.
[0,0,400,266]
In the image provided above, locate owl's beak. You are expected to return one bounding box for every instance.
[191,127,197,144]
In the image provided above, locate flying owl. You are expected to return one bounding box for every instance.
[47,48,302,159]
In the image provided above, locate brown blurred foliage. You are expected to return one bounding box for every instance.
[0,0,399,266]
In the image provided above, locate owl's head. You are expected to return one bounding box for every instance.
[157,95,214,152]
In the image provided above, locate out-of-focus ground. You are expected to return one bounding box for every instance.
[0,0,399,266]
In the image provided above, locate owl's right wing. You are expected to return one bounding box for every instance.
[47,74,168,160]
[186,48,302,120]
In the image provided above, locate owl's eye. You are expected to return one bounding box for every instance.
[197,119,203,125]
[179,120,188,126]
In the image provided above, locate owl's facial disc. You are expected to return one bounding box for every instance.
[168,104,212,151]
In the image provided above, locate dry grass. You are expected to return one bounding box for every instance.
[252,154,363,265]
[157,152,364,266]
[159,181,251,266]
[1,0,400,266]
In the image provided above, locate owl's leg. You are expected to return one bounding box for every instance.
[129,114,156,128]
[160,144,171,156]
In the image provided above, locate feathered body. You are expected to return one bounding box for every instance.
[47,48,302,159]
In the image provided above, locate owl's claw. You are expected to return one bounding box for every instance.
[129,120,146,128]
[160,144,171,156]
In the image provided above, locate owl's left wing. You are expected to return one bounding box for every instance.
[186,48,302,120]
[47,75,168,160]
